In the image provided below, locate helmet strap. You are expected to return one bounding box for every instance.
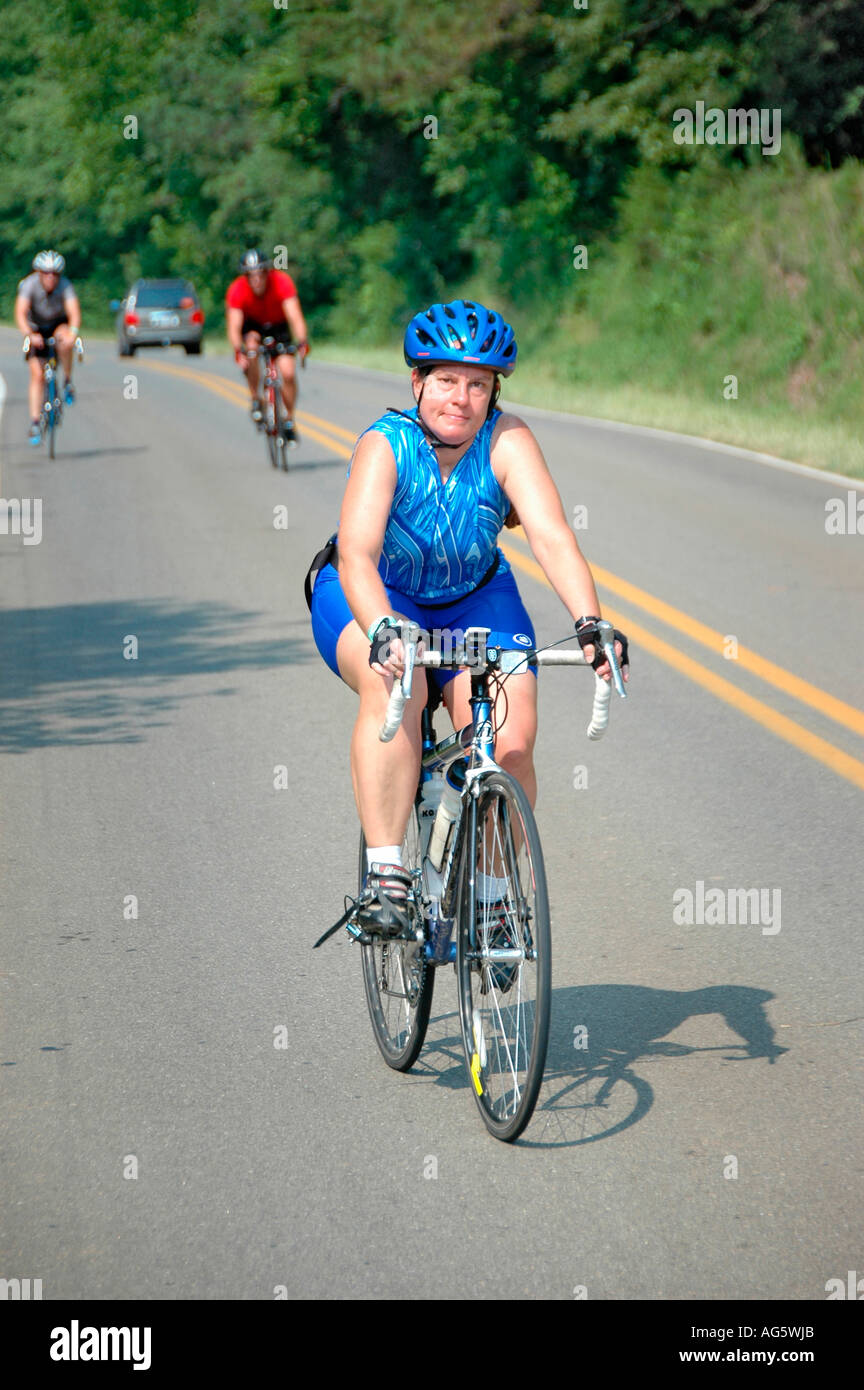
[486,377,501,419]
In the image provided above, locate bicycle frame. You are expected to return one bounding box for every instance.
[44,353,60,407]
[369,621,625,960]
[250,338,296,412]
[417,670,499,920]
[261,341,282,397]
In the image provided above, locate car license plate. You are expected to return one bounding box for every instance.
[150,312,179,327]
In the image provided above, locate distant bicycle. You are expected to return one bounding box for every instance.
[22,332,83,458]
[247,337,301,470]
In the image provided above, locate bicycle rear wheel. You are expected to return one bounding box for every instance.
[456,771,551,1141]
[359,804,435,1071]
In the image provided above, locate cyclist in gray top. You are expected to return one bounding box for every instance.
[15,251,81,444]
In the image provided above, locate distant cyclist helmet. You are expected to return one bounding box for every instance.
[239,248,272,274]
[33,249,65,273]
[404,299,517,376]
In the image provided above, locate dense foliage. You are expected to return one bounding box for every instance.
[0,0,861,342]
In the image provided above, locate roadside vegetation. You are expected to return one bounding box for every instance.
[2,1,861,472]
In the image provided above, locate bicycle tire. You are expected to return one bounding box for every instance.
[272,374,291,471]
[456,771,551,1142]
[46,379,57,459]
[265,382,280,469]
[359,808,435,1071]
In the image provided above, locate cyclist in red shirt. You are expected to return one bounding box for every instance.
[226,249,309,445]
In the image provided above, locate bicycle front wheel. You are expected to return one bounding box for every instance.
[359,806,435,1071]
[265,386,280,469]
[44,384,58,459]
[456,771,551,1142]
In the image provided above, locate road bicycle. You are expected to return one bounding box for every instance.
[246,337,301,470]
[22,332,84,459]
[316,620,626,1142]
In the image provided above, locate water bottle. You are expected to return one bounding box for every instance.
[418,771,444,862]
[427,900,456,963]
[427,760,465,873]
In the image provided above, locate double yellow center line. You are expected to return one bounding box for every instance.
[143,357,864,791]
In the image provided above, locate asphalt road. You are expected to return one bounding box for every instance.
[1,330,861,1300]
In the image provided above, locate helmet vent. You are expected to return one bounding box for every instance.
[404,299,517,375]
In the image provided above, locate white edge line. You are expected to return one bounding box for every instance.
[315,359,864,492]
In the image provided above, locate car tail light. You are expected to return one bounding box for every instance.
[190,309,204,324]
[124,312,139,326]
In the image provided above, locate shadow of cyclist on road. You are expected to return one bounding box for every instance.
[417,982,786,1145]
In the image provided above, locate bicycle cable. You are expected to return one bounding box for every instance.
[460,631,580,742]
[488,631,580,733]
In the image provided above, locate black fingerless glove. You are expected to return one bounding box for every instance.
[575,618,629,671]
[369,617,399,667]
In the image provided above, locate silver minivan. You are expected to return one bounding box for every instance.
[113,279,204,356]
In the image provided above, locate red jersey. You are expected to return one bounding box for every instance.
[225,269,297,323]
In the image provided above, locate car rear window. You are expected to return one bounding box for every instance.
[135,284,196,308]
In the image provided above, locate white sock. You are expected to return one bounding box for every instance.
[478,873,509,904]
[367,846,403,871]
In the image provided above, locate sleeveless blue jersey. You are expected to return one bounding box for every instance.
[351,407,512,603]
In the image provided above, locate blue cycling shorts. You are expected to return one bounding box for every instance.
[310,563,537,692]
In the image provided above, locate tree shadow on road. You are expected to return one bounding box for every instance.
[415,983,787,1147]
[0,597,315,752]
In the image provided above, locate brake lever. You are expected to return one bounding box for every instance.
[400,620,420,700]
[595,619,627,699]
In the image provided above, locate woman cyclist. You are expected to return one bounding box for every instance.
[309,299,628,931]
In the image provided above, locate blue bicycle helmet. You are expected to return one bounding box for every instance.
[404,300,517,376]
